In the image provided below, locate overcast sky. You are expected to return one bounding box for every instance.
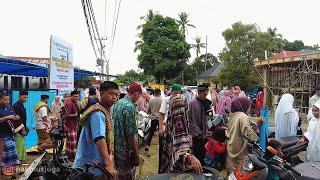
[1,0,320,75]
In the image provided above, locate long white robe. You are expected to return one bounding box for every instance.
[305,102,320,162]
[275,93,299,138]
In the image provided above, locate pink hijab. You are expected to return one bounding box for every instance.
[233,86,246,99]
[216,90,232,115]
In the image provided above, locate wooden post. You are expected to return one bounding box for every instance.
[263,66,269,107]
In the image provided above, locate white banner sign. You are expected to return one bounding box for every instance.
[49,36,74,95]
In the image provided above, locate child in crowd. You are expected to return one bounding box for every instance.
[204,126,227,171]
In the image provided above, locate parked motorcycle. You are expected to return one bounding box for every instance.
[229,135,313,180]
[27,124,113,180]
[136,111,151,147]
[148,166,223,180]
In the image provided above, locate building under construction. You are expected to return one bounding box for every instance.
[254,50,320,113]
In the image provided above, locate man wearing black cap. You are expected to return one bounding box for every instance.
[188,84,212,165]
[13,90,28,162]
[34,94,53,151]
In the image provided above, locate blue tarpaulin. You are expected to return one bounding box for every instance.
[12,90,57,149]
[259,107,270,151]
[0,57,107,79]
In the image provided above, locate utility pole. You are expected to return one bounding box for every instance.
[97,37,107,81]
[106,58,109,81]
[205,35,208,71]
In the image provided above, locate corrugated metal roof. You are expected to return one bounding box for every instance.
[197,63,224,78]
[272,51,300,59]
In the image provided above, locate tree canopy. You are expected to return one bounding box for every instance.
[218,22,281,90]
[114,70,153,85]
[135,13,190,83]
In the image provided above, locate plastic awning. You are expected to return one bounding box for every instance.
[0,57,106,79]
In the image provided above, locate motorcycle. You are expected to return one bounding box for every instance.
[136,111,152,147]
[229,134,313,180]
[148,166,223,180]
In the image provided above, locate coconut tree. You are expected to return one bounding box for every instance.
[191,37,206,58]
[136,9,156,30]
[177,12,196,38]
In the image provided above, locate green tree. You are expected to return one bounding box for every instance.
[184,54,218,85]
[136,9,156,31]
[218,22,281,90]
[74,77,95,89]
[115,70,153,85]
[135,13,190,83]
[176,12,196,38]
[135,10,157,52]
[199,53,219,71]
[282,40,305,51]
[191,37,206,58]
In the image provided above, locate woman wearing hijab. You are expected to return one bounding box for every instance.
[215,90,232,115]
[51,96,61,126]
[298,100,320,162]
[232,86,246,100]
[226,97,258,172]
[275,93,299,138]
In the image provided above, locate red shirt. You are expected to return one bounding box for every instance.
[205,138,226,157]
[65,101,79,130]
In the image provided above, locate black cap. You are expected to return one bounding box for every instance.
[41,95,49,100]
[71,90,79,96]
[198,84,209,91]
[19,90,28,96]
[89,87,96,96]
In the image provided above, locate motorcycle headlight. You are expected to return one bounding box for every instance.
[242,156,254,172]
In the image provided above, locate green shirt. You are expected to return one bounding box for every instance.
[112,95,137,167]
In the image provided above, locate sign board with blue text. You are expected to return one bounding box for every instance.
[49,36,74,95]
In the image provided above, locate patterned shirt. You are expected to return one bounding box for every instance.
[112,95,137,167]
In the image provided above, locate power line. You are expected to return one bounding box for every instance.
[110,0,122,57]
[110,0,118,52]
[81,0,106,74]
[81,0,99,59]
[104,0,108,37]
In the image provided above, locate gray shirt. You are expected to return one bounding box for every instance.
[149,96,163,120]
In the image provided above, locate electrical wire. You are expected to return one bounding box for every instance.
[110,0,122,57]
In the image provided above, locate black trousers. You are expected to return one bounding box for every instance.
[145,119,159,146]
[158,135,163,174]
[192,137,206,165]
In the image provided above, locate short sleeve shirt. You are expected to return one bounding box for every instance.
[35,107,48,130]
[112,95,137,167]
[13,102,27,127]
[0,105,15,137]
[73,111,106,176]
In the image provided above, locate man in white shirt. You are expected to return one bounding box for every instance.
[34,95,53,151]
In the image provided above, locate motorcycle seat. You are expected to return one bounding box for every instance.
[274,136,301,149]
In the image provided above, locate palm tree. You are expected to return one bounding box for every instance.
[134,40,143,53]
[177,12,196,38]
[267,27,282,39]
[191,37,206,58]
[136,9,156,30]
[267,27,283,53]
[135,10,157,52]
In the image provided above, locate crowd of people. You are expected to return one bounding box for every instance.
[0,82,320,179]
